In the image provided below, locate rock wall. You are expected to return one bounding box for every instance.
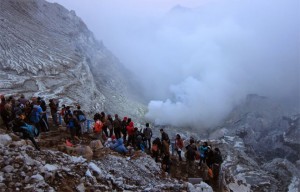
[0,0,146,119]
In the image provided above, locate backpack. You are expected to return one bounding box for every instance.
[78,114,86,122]
[30,106,41,123]
[74,110,86,122]
[21,123,39,138]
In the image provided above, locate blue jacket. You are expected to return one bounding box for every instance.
[110,138,128,154]
[199,145,208,158]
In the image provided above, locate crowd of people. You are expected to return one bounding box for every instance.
[0,94,223,181]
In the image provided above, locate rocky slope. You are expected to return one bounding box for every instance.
[0,0,146,119]
[209,94,300,192]
[0,128,215,192]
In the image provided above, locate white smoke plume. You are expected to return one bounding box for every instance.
[47,0,299,127]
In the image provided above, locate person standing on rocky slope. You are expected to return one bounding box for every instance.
[121,117,128,143]
[101,112,109,138]
[93,118,103,142]
[174,134,184,161]
[143,123,153,150]
[198,142,208,166]
[38,97,49,132]
[206,146,214,168]
[113,114,122,139]
[29,100,43,136]
[49,99,59,128]
[185,142,197,176]
[126,121,135,147]
[73,105,86,134]
[0,96,12,130]
[107,114,114,137]
[160,129,170,156]
[212,148,223,179]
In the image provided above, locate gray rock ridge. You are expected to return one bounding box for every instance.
[210,94,300,191]
[0,0,146,119]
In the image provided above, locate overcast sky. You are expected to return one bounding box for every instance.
[47,0,300,128]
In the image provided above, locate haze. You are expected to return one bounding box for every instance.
[47,0,300,127]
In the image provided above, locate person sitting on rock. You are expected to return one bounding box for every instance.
[11,112,40,150]
[110,138,128,155]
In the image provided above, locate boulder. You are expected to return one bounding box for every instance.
[75,145,93,160]
[0,134,12,146]
[89,140,103,151]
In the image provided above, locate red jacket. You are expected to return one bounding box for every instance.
[126,121,134,136]
[175,138,184,149]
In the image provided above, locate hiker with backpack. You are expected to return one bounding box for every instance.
[38,97,49,131]
[143,123,153,150]
[29,100,43,136]
[49,99,59,128]
[12,112,40,150]
[160,129,170,156]
[73,105,86,134]
[63,106,72,128]
[121,117,128,143]
[198,142,208,166]
[107,114,114,137]
[113,114,122,139]
[66,113,80,141]
[134,127,145,151]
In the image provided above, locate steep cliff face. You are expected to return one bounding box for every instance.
[0,0,146,118]
[209,94,300,191]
